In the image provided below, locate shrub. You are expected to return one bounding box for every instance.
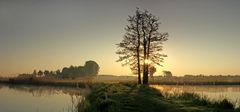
[214,99,234,109]
[234,107,240,112]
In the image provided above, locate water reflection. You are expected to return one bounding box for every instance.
[0,84,90,112]
[152,85,240,108]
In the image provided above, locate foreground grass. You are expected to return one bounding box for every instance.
[83,83,240,112]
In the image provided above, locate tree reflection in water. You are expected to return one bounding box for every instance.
[68,93,86,112]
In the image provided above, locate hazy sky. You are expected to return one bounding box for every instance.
[1,0,240,76]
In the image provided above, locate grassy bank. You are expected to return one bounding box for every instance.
[83,83,240,112]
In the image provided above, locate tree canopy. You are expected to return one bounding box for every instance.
[61,60,100,78]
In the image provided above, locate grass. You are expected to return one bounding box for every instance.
[84,83,178,112]
[169,92,238,112]
[1,77,240,112]
[83,83,240,112]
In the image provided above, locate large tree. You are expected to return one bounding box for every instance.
[116,8,142,84]
[116,8,168,84]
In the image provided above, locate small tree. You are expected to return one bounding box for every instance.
[149,66,156,78]
[56,70,61,75]
[32,70,37,77]
[84,60,100,76]
[163,70,172,77]
[44,70,50,77]
[37,70,43,77]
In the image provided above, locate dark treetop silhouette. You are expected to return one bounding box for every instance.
[116,8,168,84]
[17,60,100,79]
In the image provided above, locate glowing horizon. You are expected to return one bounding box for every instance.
[1,0,240,76]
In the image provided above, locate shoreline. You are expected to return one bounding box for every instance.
[1,77,240,86]
[1,78,240,112]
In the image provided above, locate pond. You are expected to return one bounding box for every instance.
[152,85,240,108]
[0,84,89,112]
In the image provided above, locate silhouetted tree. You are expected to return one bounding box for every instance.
[32,70,37,77]
[149,66,156,78]
[163,70,172,77]
[56,69,61,76]
[37,70,43,77]
[44,70,50,77]
[116,8,142,84]
[61,60,99,78]
[49,71,55,75]
[141,10,168,84]
[117,8,168,84]
[84,60,100,76]
[61,67,70,78]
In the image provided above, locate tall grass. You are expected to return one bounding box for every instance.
[168,92,237,111]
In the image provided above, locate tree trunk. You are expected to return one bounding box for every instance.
[136,10,141,84]
[145,30,152,85]
[141,15,148,84]
[142,34,148,84]
[144,64,149,85]
[137,47,141,84]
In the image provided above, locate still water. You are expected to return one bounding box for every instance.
[152,85,240,108]
[0,84,89,112]
[1,84,240,112]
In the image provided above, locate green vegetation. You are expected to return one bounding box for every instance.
[83,83,240,112]
[168,92,238,112]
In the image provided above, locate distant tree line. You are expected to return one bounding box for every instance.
[18,60,100,79]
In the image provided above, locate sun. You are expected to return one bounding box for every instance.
[144,59,151,65]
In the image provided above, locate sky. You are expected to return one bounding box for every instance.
[0,0,240,76]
